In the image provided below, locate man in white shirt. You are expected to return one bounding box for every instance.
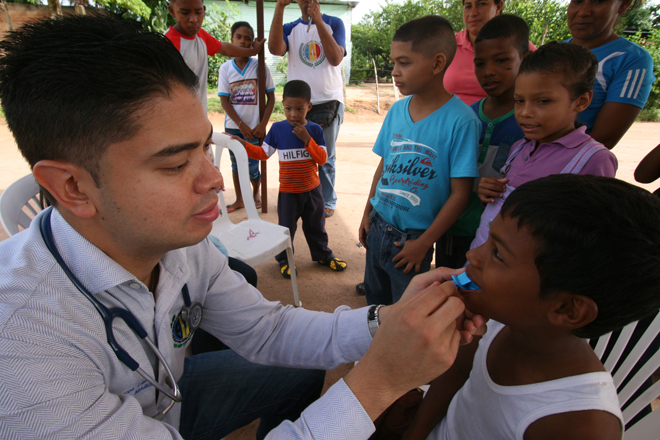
[0,15,477,440]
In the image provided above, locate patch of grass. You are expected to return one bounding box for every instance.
[344,105,357,114]
[207,96,225,114]
[638,106,660,122]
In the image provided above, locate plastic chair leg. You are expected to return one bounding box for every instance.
[285,246,301,307]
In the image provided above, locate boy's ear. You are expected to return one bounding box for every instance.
[167,3,175,18]
[32,160,99,219]
[547,291,598,331]
[307,102,313,111]
[573,90,593,113]
[433,52,448,75]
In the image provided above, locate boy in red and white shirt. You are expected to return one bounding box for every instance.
[165,0,264,112]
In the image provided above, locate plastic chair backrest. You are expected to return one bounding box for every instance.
[212,133,260,221]
[0,174,43,236]
[593,313,660,439]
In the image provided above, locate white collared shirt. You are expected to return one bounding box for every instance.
[0,208,374,439]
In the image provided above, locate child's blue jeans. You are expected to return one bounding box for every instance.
[364,210,434,305]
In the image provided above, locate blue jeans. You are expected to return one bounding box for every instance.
[319,103,344,210]
[179,349,325,440]
[364,211,434,305]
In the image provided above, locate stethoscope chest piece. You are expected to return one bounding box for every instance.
[181,302,203,332]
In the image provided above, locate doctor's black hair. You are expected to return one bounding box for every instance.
[500,174,660,339]
[0,14,198,203]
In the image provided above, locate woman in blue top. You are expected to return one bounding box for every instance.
[566,0,655,149]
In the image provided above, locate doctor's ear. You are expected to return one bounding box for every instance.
[32,161,99,218]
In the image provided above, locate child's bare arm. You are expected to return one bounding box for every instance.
[393,177,473,274]
[359,158,384,249]
[218,39,265,58]
[635,143,660,184]
[402,337,480,440]
[220,96,254,140]
[477,176,508,203]
[524,410,622,440]
[253,91,276,139]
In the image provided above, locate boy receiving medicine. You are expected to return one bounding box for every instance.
[404,174,660,440]
[230,80,347,278]
[358,15,479,305]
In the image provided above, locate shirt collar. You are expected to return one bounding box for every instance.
[45,208,188,295]
[456,29,473,50]
[526,125,591,149]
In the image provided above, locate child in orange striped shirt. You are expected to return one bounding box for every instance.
[228,79,347,278]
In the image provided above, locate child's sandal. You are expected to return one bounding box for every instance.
[318,254,347,272]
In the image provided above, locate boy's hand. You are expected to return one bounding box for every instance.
[358,212,370,249]
[224,133,247,148]
[253,122,268,140]
[392,237,431,274]
[238,122,255,140]
[477,177,508,203]
[292,125,311,144]
[308,0,322,23]
[252,38,266,55]
[276,0,293,7]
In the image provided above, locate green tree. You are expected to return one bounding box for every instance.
[504,0,570,45]
[205,1,238,89]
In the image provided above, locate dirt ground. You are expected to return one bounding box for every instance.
[0,83,658,438]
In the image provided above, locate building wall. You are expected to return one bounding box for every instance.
[209,0,354,85]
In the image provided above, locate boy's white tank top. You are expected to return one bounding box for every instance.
[429,321,623,440]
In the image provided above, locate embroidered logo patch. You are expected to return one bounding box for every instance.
[171,311,194,348]
[299,41,325,68]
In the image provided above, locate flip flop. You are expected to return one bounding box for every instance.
[255,200,262,210]
[226,205,243,213]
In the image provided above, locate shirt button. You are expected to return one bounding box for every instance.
[488,123,493,127]
[485,134,490,138]
[129,282,141,289]
[482,148,487,152]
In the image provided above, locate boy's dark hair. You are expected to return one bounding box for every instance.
[393,15,456,65]
[475,14,529,57]
[501,174,660,339]
[283,80,311,102]
[0,14,198,202]
[518,42,597,100]
[231,21,254,40]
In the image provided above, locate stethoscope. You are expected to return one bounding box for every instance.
[40,207,204,420]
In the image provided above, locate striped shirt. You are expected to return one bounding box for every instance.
[244,120,327,193]
[0,208,375,439]
[565,36,655,131]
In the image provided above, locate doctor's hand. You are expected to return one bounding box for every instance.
[344,280,464,421]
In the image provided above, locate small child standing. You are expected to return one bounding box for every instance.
[218,21,276,212]
[439,14,529,269]
[229,80,347,278]
[471,42,618,250]
[165,0,264,112]
[404,174,660,440]
[359,15,479,305]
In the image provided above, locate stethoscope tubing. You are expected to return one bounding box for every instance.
[39,207,182,414]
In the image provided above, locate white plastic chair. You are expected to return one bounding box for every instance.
[211,132,301,307]
[0,173,43,236]
[593,312,660,439]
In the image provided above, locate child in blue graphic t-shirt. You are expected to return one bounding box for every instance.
[357,16,479,305]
